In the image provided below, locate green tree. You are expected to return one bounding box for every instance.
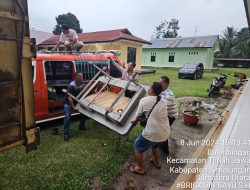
[53,12,82,35]
[152,19,180,39]
[233,27,250,58]
[216,26,250,58]
[217,26,237,58]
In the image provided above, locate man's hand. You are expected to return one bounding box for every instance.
[131,120,137,127]
[131,116,140,127]
[72,106,78,111]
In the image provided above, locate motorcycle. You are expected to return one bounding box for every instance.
[208,74,227,96]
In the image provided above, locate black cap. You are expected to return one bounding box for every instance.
[151,82,162,96]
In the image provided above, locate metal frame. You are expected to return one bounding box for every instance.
[63,62,146,135]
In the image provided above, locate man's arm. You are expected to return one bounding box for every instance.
[67,85,76,109]
[68,96,75,109]
[51,41,62,51]
[68,38,77,45]
[131,99,143,126]
[131,116,141,126]
[69,30,78,45]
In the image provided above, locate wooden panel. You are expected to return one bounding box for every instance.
[0,0,38,152]
[85,91,130,113]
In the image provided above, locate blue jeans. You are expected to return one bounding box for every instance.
[134,134,162,153]
[64,104,87,136]
[64,104,72,136]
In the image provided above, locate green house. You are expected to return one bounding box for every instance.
[142,35,219,70]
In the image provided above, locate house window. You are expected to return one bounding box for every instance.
[151,56,156,62]
[127,47,136,63]
[169,55,175,62]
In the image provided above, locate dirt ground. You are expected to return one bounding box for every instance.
[108,94,234,190]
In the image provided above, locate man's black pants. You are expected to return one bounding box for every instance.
[160,116,176,154]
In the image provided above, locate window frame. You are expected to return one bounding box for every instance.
[168,55,175,62]
[127,47,137,63]
[43,60,74,83]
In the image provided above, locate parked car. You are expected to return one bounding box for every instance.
[178,63,204,80]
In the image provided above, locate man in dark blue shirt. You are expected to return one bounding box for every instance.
[64,72,87,141]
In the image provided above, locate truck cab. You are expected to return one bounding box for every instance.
[33,52,122,123]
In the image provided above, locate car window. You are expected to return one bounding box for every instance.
[183,63,197,69]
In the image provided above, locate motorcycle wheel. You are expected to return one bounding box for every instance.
[208,86,216,97]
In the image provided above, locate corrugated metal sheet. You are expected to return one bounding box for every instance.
[143,35,218,49]
[41,28,151,45]
[30,29,54,45]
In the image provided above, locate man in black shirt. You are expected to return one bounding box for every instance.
[64,72,87,141]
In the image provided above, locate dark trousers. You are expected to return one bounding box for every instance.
[64,104,87,136]
[160,116,176,154]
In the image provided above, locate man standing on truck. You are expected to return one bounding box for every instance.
[159,76,178,156]
[64,72,87,141]
[52,24,83,52]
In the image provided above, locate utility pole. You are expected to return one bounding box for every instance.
[194,26,198,36]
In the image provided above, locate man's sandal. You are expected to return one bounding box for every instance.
[129,165,146,175]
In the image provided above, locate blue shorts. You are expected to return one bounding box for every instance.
[134,134,162,153]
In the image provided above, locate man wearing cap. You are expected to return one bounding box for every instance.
[52,24,83,52]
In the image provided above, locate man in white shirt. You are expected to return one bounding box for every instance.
[130,82,170,175]
[159,76,178,155]
[52,24,83,52]
[119,62,139,98]
[120,62,139,83]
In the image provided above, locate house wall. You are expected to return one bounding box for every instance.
[142,47,215,69]
[38,40,143,70]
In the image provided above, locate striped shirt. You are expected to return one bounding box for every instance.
[161,88,178,118]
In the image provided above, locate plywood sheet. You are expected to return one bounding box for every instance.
[85,91,130,113]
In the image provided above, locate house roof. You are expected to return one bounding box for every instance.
[30,29,54,45]
[41,28,151,45]
[143,35,219,49]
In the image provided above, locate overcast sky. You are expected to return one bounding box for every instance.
[28,0,248,40]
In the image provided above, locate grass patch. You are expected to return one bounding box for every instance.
[0,67,249,190]
[140,67,250,97]
[0,120,142,190]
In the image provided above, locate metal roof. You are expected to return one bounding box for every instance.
[30,29,54,45]
[41,28,151,45]
[143,35,219,49]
